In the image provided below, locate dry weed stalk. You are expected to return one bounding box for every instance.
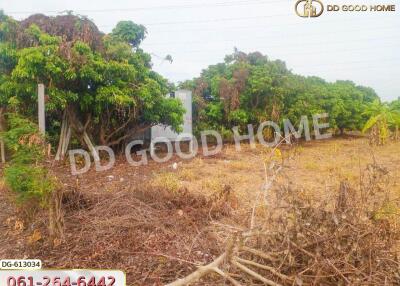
[166,140,400,285]
[48,188,65,240]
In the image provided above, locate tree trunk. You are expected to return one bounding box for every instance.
[99,121,107,146]
[82,131,100,162]
[55,111,71,161]
[63,124,71,155]
[66,107,99,162]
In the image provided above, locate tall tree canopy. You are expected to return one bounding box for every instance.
[0,12,184,159]
[180,50,382,138]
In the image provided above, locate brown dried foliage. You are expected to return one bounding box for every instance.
[18,14,103,51]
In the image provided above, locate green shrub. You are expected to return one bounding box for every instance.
[3,114,55,204]
[4,165,54,203]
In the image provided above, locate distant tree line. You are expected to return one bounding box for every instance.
[0,12,399,168]
[180,49,400,142]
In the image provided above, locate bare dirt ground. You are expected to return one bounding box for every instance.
[0,136,399,285]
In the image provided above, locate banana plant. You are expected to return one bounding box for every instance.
[362,100,400,145]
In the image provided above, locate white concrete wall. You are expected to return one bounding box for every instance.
[151,90,192,141]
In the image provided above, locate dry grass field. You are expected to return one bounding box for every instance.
[1,136,400,285]
[153,136,400,211]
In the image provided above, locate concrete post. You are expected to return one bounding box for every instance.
[38,84,45,135]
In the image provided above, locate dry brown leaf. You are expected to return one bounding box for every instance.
[14,220,24,232]
[53,238,62,247]
[28,229,42,244]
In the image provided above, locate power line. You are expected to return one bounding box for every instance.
[96,13,398,30]
[145,16,397,33]
[291,57,400,70]
[146,14,398,33]
[6,10,296,28]
[143,25,398,46]
[178,43,399,63]
[98,12,398,29]
[134,14,292,27]
[5,0,287,15]
[154,35,399,55]
[279,43,398,59]
[291,61,400,75]
[95,14,290,30]
[6,6,397,31]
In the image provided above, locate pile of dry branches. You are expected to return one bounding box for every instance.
[167,159,400,285]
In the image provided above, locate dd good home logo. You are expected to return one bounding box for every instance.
[295,0,395,17]
[327,4,395,12]
[295,0,324,17]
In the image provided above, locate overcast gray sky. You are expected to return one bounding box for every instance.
[2,0,399,101]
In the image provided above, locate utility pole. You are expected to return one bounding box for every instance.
[38,84,46,135]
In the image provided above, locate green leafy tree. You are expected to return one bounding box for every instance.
[181,49,378,140]
[0,13,184,160]
[111,21,147,48]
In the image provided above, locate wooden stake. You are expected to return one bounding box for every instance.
[0,138,5,164]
